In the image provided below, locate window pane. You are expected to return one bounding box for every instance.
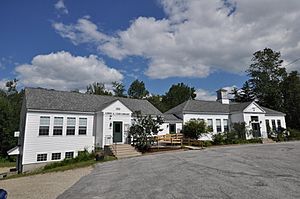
[39,126,49,136]
[223,119,229,132]
[216,119,221,132]
[54,117,63,126]
[277,120,281,128]
[40,116,50,126]
[51,153,61,160]
[67,117,76,126]
[67,126,75,135]
[79,126,87,135]
[53,126,63,135]
[79,118,87,126]
[272,120,276,130]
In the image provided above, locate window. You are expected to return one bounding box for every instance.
[39,116,50,136]
[223,119,229,132]
[271,120,276,130]
[216,119,222,132]
[53,117,63,135]
[65,152,74,159]
[207,119,213,131]
[51,153,61,160]
[37,153,47,162]
[277,120,282,129]
[67,117,76,135]
[79,118,87,135]
[251,116,259,122]
[266,120,270,133]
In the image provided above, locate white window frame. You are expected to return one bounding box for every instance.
[51,152,61,161]
[39,116,50,136]
[53,117,63,136]
[78,118,87,135]
[67,117,76,135]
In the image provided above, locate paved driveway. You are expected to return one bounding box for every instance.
[58,142,300,199]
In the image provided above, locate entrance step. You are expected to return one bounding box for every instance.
[262,138,276,144]
[109,144,142,159]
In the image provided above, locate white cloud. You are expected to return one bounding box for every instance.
[54,0,68,15]
[195,89,216,101]
[0,79,7,90]
[15,51,123,91]
[53,0,300,78]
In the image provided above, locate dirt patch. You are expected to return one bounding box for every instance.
[0,166,92,199]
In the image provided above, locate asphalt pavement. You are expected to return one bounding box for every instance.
[58,142,300,199]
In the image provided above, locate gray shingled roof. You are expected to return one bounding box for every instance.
[165,99,285,116]
[25,88,162,115]
[229,102,252,113]
[166,100,230,114]
[261,106,286,116]
[163,114,183,122]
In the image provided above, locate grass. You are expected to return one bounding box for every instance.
[1,156,116,180]
[0,157,16,168]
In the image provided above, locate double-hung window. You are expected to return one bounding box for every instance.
[67,117,76,135]
[79,118,87,135]
[271,120,276,131]
[216,119,222,132]
[223,119,229,132]
[277,120,281,129]
[39,116,50,136]
[207,119,213,132]
[53,117,63,135]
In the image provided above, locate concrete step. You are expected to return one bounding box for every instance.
[262,138,276,144]
[109,144,142,159]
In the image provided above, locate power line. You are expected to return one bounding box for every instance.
[284,57,300,67]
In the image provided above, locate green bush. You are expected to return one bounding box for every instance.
[202,141,213,147]
[182,119,209,139]
[43,149,95,170]
[287,129,300,140]
[212,131,262,145]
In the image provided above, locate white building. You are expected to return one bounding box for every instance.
[8,88,286,172]
[163,89,286,140]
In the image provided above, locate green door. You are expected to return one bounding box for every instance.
[169,124,176,134]
[113,122,123,143]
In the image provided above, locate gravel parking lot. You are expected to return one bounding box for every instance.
[0,166,92,199]
[58,142,300,199]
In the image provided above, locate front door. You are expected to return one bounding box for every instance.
[113,122,123,143]
[251,123,261,137]
[169,124,176,134]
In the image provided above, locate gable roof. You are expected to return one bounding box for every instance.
[163,114,183,122]
[261,106,286,116]
[165,99,285,116]
[165,100,229,114]
[25,88,162,115]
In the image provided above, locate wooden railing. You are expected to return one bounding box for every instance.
[153,133,204,147]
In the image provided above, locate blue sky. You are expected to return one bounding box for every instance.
[1,0,299,100]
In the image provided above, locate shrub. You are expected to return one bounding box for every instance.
[129,114,163,152]
[182,119,209,139]
[44,149,95,170]
[287,128,300,141]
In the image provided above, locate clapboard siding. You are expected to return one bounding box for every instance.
[22,112,95,165]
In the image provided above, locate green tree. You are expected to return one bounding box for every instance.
[5,78,18,93]
[0,80,23,157]
[127,80,149,99]
[112,81,126,97]
[147,94,167,112]
[129,114,163,152]
[246,48,287,110]
[181,119,209,139]
[86,82,112,96]
[282,71,300,130]
[162,83,196,110]
[232,81,255,102]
